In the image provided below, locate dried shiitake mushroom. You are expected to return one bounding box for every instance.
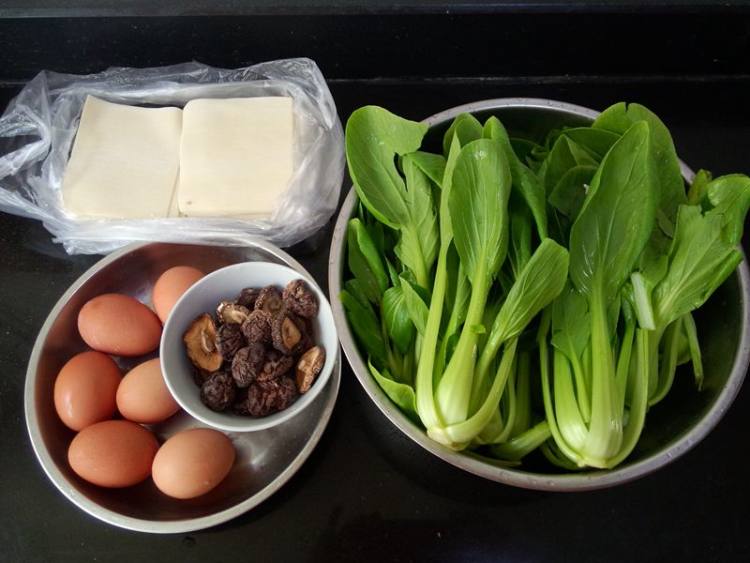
[274,376,299,410]
[216,301,250,325]
[257,350,294,382]
[245,377,298,417]
[296,315,314,352]
[216,323,245,361]
[296,346,325,393]
[237,287,260,309]
[184,278,322,418]
[241,309,272,344]
[283,279,319,319]
[231,344,266,388]
[255,286,284,316]
[191,367,211,387]
[271,314,303,354]
[232,389,251,415]
[201,371,236,412]
[184,314,223,372]
[244,381,277,417]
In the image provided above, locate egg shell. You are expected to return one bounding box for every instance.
[117,358,180,424]
[54,351,122,431]
[68,420,159,488]
[152,428,235,499]
[152,266,204,323]
[78,293,162,356]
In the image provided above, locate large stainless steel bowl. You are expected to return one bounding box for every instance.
[26,241,340,532]
[328,98,750,491]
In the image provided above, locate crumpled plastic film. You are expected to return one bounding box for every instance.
[0,59,345,254]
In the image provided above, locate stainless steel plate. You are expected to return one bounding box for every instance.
[25,241,340,533]
[329,97,750,491]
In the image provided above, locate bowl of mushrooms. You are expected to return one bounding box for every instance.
[160,261,338,432]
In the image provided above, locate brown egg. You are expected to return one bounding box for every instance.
[152,428,235,499]
[117,358,180,424]
[68,420,159,488]
[54,351,122,431]
[152,266,204,323]
[78,294,161,356]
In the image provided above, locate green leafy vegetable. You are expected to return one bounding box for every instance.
[341,289,387,367]
[653,204,743,327]
[433,139,511,413]
[548,121,658,468]
[442,113,483,157]
[687,169,712,205]
[346,106,436,287]
[542,135,598,196]
[397,154,440,284]
[382,286,415,355]
[341,101,750,471]
[548,164,596,219]
[484,117,548,238]
[560,127,619,160]
[347,218,388,304]
[706,174,750,245]
[594,102,685,222]
[369,361,419,422]
[400,275,429,335]
[408,151,447,188]
[346,106,427,229]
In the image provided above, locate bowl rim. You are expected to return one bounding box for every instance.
[328,96,750,491]
[25,240,341,532]
[160,260,337,433]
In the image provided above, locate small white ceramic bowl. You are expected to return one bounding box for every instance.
[161,261,337,432]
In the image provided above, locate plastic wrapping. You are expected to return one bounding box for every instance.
[0,59,344,254]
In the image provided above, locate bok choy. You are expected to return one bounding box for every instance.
[341,101,750,470]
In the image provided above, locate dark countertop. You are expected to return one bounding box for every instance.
[1,9,750,562]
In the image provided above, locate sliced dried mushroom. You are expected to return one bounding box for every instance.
[236,287,261,309]
[296,346,325,393]
[231,343,266,388]
[255,286,284,316]
[241,309,272,344]
[282,279,319,319]
[215,323,245,361]
[257,350,294,382]
[200,371,236,412]
[216,301,250,325]
[184,314,223,372]
[271,314,303,354]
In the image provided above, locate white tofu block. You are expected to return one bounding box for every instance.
[61,96,182,219]
[177,97,294,217]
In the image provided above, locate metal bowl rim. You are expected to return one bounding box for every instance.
[25,240,341,532]
[328,96,750,491]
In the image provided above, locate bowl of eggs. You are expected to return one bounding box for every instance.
[24,241,341,533]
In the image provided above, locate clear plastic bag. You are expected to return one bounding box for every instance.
[0,58,344,254]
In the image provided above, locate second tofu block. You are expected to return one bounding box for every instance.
[178,97,294,217]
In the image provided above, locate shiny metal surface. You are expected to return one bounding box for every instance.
[329,97,750,491]
[25,241,340,533]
